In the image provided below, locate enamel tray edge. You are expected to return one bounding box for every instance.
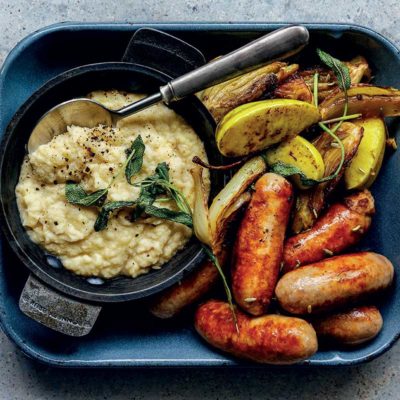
[0,21,399,368]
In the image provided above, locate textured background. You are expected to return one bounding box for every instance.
[0,1,399,399]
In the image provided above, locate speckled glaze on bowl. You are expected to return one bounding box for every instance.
[0,22,399,366]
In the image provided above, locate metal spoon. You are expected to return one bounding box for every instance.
[27,25,309,153]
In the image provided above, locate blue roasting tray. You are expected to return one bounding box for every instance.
[0,22,399,367]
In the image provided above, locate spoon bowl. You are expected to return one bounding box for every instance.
[27,98,112,153]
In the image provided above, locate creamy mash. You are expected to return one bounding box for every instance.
[16,90,209,278]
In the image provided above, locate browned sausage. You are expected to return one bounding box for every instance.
[195,300,318,364]
[283,190,375,273]
[232,173,293,316]
[311,306,383,345]
[275,252,394,315]
[149,259,218,319]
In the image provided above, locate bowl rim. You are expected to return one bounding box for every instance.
[0,61,220,303]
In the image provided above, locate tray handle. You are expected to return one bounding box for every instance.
[19,275,101,337]
[122,28,206,78]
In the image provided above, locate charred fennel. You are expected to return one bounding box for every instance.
[316,49,351,178]
[268,49,353,187]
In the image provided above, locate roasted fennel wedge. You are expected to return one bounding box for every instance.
[319,84,400,120]
[199,61,284,123]
[273,75,313,104]
[301,56,372,102]
[292,122,363,233]
[199,62,300,123]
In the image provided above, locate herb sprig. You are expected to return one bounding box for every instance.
[65,135,146,207]
[316,48,351,179]
[316,49,351,92]
[269,49,352,187]
[134,162,192,216]
[131,162,192,228]
[94,200,135,231]
[202,245,239,333]
[94,163,193,231]
[65,135,192,231]
[144,205,193,228]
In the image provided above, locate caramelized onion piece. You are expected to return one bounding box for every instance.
[191,166,212,246]
[192,157,265,254]
[208,156,267,239]
[213,191,251,254]
[275,64,299,81]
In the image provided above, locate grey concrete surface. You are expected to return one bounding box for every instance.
[0,1,399,399]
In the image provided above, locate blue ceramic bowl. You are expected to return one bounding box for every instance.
[0,22,399,367]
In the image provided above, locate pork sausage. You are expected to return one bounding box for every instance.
[275,252,394,315]
[283,190,375,273]
[149,259,218,319]
[312,305,383,345]
[195,300,318,364]
[232,173,293,315]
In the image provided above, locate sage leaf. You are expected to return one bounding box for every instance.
[167,187,192,215]
[154,162,169,181]
[133,163,170,193]
[65,183,108,207]
[144,205,193,228]
[133,162,191,216]
[125,135,145,184]
[94,200,135,231]
[269,160,349,188]
[130,205,145,222]
[130,184,159,222]
[269,162,319,187]
[130,176,168,221]
[154,162,191,215]
[317,49,351,91]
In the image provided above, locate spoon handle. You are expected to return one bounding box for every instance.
[160,25,309,104]
[115,25,309,117]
